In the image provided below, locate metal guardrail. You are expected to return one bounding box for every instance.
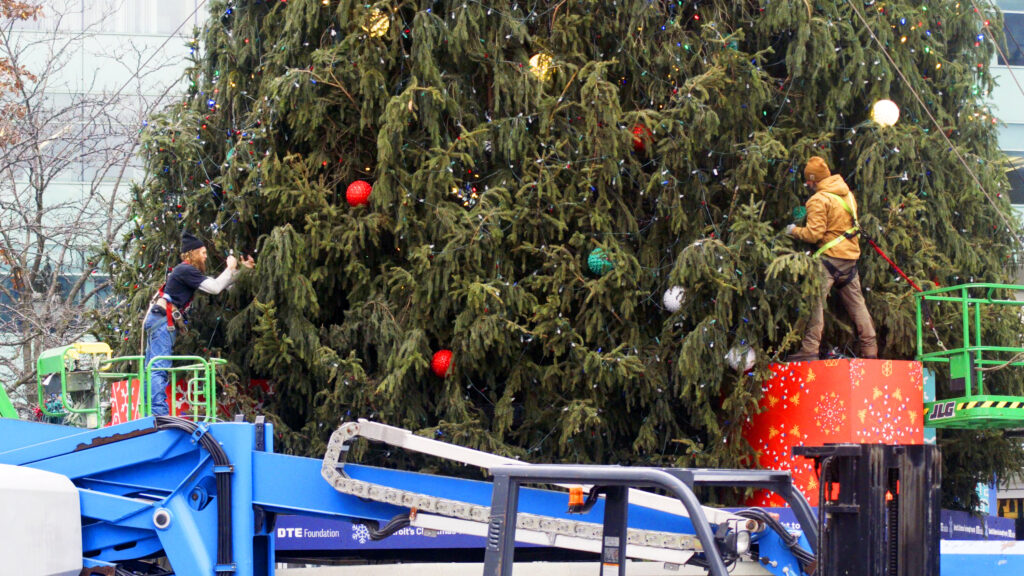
[916,283,1024,428]
[35,341,224,427]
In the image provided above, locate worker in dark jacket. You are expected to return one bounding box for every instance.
[143,231,254,415]
[785,156,877,361]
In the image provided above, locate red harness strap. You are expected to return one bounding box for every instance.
[157,286,176,331]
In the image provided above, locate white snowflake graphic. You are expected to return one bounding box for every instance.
[352,523,371,544]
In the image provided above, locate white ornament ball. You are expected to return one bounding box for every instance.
[726,346,757,373]
[663,286,686,312]
[871,99,900,127]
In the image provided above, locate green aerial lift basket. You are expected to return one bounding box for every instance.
[34,341,225,428]
[917,283,1024,429]
[0,383,16,419]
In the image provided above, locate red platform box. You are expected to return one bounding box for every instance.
[109,378,192,425]
[744,359,924,506]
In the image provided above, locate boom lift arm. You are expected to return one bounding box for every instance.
[0,415,816,576]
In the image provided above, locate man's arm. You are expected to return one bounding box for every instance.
[197,254,239,295]
[790,194,827,244]
[197,254,254,295]
[198,268,236,295]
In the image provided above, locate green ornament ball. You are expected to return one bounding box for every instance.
[792,205,807,222]
[588,248,614,275]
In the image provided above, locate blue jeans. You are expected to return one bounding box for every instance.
[144,310,175,416]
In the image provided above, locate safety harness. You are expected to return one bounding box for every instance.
[154,285,186,332]
[802,189,934,334]
[812,192,860,258]
[813,192,861,290]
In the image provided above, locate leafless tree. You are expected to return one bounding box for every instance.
[0,0,189,412]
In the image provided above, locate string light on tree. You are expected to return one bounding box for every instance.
[450,185,479,208]
[871,99,900,127]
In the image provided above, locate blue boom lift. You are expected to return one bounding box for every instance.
[4,341,929,576]
[0,413,819,576]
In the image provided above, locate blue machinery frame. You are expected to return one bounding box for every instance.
[0,416,812,576]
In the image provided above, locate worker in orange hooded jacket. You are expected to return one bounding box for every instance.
[785,156,877,361]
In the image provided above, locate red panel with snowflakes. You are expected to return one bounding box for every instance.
[743,359,924,506]
[109,378,193,425]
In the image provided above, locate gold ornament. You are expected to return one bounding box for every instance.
[362,9,390,38]
[529,52,554,81]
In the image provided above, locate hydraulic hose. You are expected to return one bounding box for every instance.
[355,513,412,541]
[735,508,817,575]
[154,416,235,574]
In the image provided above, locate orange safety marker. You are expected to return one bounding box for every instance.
[568,486,584,511]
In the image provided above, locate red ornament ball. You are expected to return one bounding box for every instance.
[631,124,653,153]
[346,180,372,206]
[431,349,453,378]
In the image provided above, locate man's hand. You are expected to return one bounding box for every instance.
[784,224,796,236]
[226,254,238,271]
[240,255,255,269]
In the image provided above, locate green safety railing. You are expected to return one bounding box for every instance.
[144,355,225,422]
[916,283,1024,429]
[0,383,16,419]
[35,341,225,428]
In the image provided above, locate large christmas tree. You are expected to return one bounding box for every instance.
[103,0,1024,508]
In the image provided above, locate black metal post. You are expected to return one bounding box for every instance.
[482,473,519,576]
[600,486,628,576]
[794,444,940,576]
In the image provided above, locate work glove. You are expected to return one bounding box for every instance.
[784,224,796,236]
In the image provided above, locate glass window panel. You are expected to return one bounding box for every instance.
[1007,156,1024,204]
[158,3,201,35]
[1000,13,1024,66]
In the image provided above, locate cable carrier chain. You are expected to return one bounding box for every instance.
[0,367,819,576]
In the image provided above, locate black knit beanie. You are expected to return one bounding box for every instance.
[181,231,204,253]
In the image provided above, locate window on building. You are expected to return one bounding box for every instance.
[1000,12,1024,66]
[1007,155,1024,203]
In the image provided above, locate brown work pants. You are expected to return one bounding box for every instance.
[797,256,877,359]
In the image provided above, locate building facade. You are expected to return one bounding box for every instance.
[995,0,1024,208]
[0,1,207,405]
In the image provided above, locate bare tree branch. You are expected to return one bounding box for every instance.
[0,0,188,413]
